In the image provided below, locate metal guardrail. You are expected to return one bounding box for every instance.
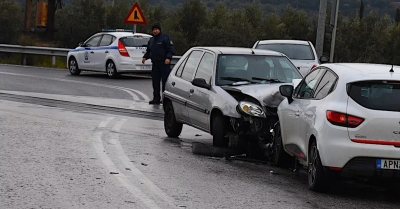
[0,44,182,67]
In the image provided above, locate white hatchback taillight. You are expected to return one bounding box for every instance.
[326,110,364,128]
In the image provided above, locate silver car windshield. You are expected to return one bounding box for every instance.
[256,44,315,60]
[216,54,302,86]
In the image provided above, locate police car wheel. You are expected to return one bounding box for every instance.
[69,57,81,76]
[106,61,118,78]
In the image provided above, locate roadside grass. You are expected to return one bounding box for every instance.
[0,34,68,69]
[0,52,67,69]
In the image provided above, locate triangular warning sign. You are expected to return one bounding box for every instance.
[124,2,147,24]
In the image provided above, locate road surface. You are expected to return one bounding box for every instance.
[0,65,399,209]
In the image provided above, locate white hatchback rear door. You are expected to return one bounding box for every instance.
[346,78,400,146]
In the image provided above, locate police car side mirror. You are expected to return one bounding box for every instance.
[78,42,84,47]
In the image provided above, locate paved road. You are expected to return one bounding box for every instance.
[0,64,153,101]
[1,65,400,208]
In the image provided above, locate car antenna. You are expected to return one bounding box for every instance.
[251,49,255,54]
[390,64,394,73]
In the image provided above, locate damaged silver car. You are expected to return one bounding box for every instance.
[162,47,303,158]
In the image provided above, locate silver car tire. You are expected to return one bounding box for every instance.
[164,102,183,137]
[212,113,229,147]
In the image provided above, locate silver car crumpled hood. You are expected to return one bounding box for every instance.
[221,83,287,108]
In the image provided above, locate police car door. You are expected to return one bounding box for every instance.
[79,35,102,70]
[94,34,115,70]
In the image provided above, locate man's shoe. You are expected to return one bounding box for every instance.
[149,100,161,105]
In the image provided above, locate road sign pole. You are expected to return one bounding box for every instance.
[330,0,340,63]
[316,0,327,58]
[134,24,137,33]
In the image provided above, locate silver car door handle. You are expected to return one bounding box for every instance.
[90,51,94,54]
[295,112,300,116]
[105,51,109,53]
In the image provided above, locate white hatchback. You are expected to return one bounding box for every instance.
[273,63,400,192]
[252,40,327,76]
[67,29,153,78]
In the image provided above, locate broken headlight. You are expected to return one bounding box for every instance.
[238,101,266,118]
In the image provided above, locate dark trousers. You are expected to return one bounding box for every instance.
[151,61,171,102]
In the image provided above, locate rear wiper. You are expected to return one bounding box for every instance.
[252,77,284,83]
[221,76,255,83]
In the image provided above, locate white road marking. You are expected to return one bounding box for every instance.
[110,118,177,208]
[93,117,162,209]
[98,116,115,128]
[0,71,149,105]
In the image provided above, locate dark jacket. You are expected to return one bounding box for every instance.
[143,32,175,63]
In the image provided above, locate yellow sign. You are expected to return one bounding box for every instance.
[124,2,147,24]
[36,1,47,27]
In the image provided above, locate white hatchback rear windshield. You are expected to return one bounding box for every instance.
[348,80,400,112]
[120,36,150,47]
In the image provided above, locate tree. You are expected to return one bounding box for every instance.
[0,0,23,44]
[359,0,365,20]
[280,5,311,40]
[178,0,206,43]
[396,8,400,24]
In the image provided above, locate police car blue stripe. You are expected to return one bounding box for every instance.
[70,46,118,52]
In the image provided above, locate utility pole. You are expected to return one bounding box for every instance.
[46,0,56,41]
[24,0,33,32]
[315,0,327,58]
[330,0,340,62]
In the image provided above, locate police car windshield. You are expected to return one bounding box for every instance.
[120,36,150,47]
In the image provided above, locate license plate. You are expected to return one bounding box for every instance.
[376,159,400,170]
[139,65,151,70]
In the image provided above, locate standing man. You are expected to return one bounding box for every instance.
[142,23,175,105]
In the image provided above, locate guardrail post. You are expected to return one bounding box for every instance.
[22,55,27,65]
[52,56,56,66]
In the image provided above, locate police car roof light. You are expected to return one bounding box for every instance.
[101,29,134,32]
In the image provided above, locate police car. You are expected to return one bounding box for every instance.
[67,29,153,78]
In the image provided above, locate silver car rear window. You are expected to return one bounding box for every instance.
[348,80,400,112]
[256,43,315,60]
